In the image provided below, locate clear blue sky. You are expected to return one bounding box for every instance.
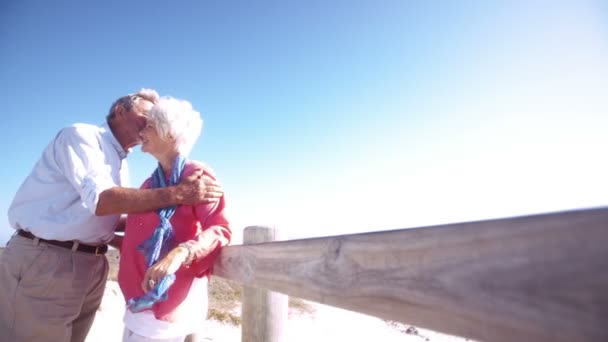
[1,0,607,246]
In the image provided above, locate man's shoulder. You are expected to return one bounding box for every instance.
[67,123,102,134]
[57,123,102,139]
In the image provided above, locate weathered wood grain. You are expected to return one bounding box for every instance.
[214,207,608,342]
[240,226,288,342]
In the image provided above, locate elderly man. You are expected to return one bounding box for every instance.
[0,89,223,342]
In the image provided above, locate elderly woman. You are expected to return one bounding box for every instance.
[117,97,231,342]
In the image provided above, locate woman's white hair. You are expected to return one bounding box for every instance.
[147,96,203,156]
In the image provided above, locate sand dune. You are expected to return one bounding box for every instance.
[87,281,472,342]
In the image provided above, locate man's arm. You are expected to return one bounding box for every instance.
[95,172,224,216]
[96,186,182,216]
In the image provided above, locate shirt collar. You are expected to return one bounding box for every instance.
[101,122,128,159]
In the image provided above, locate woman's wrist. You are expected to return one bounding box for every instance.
[167,245,188,264]
[177,242,195,268]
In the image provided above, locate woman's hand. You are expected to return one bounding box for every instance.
[141,246,189,291]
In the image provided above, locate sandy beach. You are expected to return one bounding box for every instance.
[87,281,472,342]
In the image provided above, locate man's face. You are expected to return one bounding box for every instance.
[124,100,154,144]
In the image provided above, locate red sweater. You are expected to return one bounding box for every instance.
[118,161,231,321]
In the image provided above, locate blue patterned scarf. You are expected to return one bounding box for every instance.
[127,154,186,312]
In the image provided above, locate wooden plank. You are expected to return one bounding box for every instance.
[214,207,608,342]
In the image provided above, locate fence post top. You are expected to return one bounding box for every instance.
[243,226,281,244]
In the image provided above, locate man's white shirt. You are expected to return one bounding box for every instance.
[8,122,129,244]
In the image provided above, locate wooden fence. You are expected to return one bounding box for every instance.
[212,207,608,342]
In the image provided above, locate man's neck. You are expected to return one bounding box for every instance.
[107,119,134,152]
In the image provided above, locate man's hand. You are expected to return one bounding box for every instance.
[178,170,224,205]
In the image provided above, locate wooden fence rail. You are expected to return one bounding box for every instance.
[212,207,608,342]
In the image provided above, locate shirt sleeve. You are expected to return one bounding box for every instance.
[53,126,119,214]
[182,163,231,277]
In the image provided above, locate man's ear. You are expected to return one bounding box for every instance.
[114,104,126,118]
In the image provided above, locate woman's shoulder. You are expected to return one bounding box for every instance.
[139,177,153,189]
[182,160,218,180]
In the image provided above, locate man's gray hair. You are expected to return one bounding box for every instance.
[106,88,160,121]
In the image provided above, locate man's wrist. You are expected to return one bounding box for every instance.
[166,185,184,205]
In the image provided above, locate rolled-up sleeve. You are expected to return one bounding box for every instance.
[183,193,231,277]
[181,165,231,277]
[54,126,118,214]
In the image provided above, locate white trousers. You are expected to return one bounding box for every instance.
[122,327,186,342]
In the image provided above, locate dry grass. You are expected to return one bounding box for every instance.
[207,275,243,325]
[106,249,120,281]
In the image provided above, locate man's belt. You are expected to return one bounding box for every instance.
[17,229,108,256]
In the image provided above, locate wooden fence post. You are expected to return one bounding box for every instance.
[241,226,288,342]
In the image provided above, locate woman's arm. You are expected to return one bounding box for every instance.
[183,186,231,275]
[140,197,231,291]
[140,163,231,290]
[179,162,231,265]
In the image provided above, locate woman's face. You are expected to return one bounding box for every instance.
[139,122,174,155]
